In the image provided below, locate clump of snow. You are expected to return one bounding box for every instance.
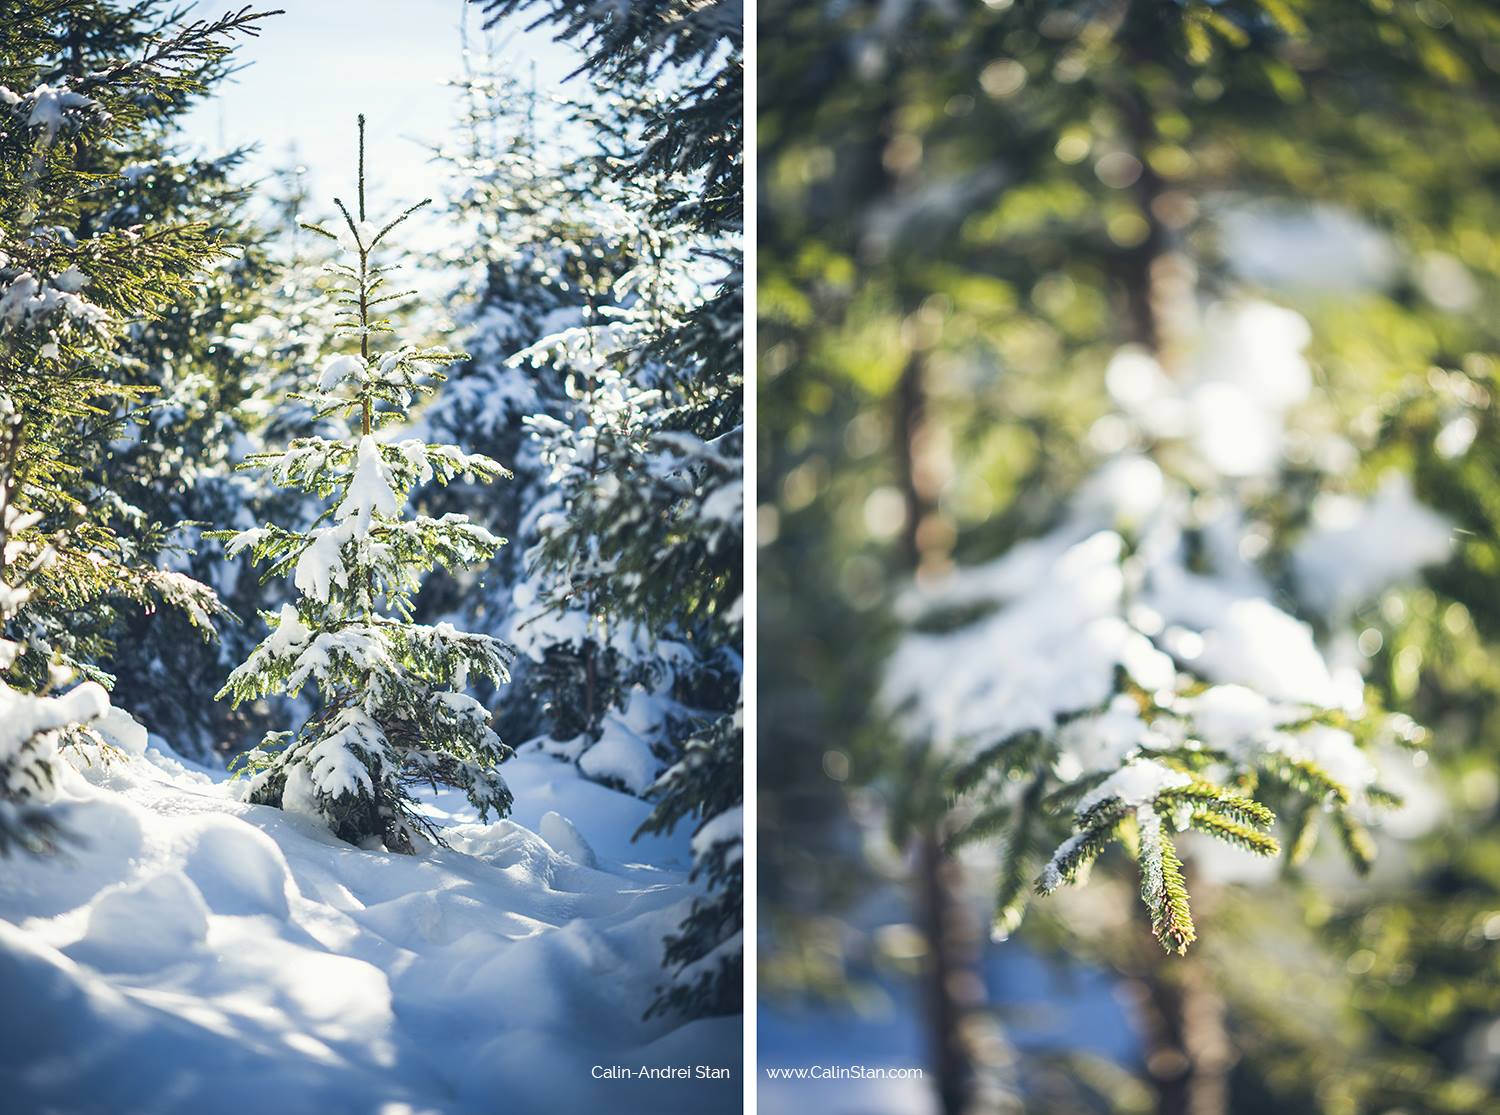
[1191,598,1340,708]
[335,435,400,535]
[1190,685,1279,751]
[883,530,1132,749]
[0,678,110,773]
[306,708,381,799]
[319,353,368,392]
[222,525,269,557]
[1293,473,1452,618]
[539,810,598,867]
[278,762,321,821]
[1,82,100,145]
[264,603,312,658]
[1075,759,1192,816]
[1120,629,1175,691]
[336,219,381,253]
[691,806,743,869]
[93,707,149,756]
[293,521,354,602]
[558,685,682,796]
[580,720,661,796]
[0,269,109,334]
[182,818,294,918]
[1188,302,1312,477]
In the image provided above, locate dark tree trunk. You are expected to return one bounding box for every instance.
[1127,937,1235,1115]
[1113,29,1232,1107]
[894,349,988,1115]
[915,829,988,1115]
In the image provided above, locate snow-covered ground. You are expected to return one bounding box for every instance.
[0,734,740,1114]
[759,932,1134,1114]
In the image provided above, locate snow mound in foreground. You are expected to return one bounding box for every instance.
[0,739,739,1115]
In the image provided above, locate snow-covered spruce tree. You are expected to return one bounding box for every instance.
[483,41,741,1020]
[214,118,516,853]
[482,0,744,1014]
[637,708,743,1016]
[516,265,744,1017]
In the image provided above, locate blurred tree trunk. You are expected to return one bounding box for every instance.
[895,349,988,1115]
[1117,63,1232,1115]
[915,828,987,1115]
[1126,938,1234,1115]
[895,350,952,577]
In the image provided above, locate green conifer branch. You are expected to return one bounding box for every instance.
[1138,812,1196,955]
[1188,810,1281,857]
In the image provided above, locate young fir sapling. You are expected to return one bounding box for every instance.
[214,117,516,853]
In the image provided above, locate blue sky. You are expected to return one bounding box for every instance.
[180,0,579,234]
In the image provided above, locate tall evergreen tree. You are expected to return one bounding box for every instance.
[0,5,277,697]
[474,0,743,1018]
[216,117,515,853]
[421,47,640,755]
[0,399,112,856]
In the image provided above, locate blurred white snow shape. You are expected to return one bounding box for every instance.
[1194,598,1339,707]
[1436,414,1478,460]
[1186,301,1313,477]
[1217,202,1400,293]
[1105,346,1171,410]
[1196,301,1313,409]
[1189,381,1282,478]
[1371,743,1446,839]
[1106,300,1318,477]
[1293,472,1452,618]
[1076,453,1165,528]
[1415,251,1480,312]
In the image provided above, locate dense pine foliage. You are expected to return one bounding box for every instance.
[761,0,1500,1112]
[0,3,276,856]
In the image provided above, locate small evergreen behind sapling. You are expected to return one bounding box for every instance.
[214,117,515,853]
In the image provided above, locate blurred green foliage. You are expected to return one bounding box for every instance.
[760,0,1500,1111]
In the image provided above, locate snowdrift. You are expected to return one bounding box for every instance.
[0,735,740,1114]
